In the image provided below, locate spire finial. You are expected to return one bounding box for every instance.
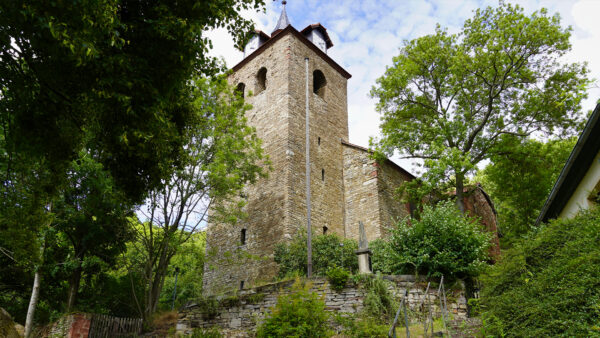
[272,0,290,35]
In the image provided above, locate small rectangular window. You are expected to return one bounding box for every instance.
[321,169,325,181]
[240,281,245,290]
[241,229,246,245]
[318,137,321,145]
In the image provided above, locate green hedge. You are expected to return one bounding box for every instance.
[479,209,600,337]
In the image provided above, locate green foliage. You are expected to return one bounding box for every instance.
[335,314,389,338]
[197,297,220,320]
[479,209,600,337]
[360,274,397,322]
[369,239,395,275]
[256,279,332,338]
[158,233,206,310]
[131,76,266,319]
[274,232,358,277]
[0,0,265,202]
[475,137,575,246]
[370,2,589,206]
[245,293,266,304]
[388,201,491,279]
[326,266,350,292]
[192,327,223,338]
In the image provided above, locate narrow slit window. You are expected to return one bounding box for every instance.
[318,137,321,145]
[240,281,245,290]
[241,229,246,245]
[323,226,328,235]
[321,169,325,181]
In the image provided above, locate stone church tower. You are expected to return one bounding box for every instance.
[203,4,415,294]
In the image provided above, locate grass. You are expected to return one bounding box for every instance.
[394,318,447,338]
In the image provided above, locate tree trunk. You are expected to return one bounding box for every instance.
[24,264,42,338]
[66,263,83,313]
[455,172,466,214]
[143,244,175,320]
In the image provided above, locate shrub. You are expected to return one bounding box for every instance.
[479,209,600,337]
[274,231,358,277]
[192,327,222,338]
[369,239,394,275]
[326,266,350,291]
[335,314,388,338]
[360,274,396,322]
[256,278,332,338]
[388,200,491,279]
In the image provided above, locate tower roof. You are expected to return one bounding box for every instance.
[272,1,290,36]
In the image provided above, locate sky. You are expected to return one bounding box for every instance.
[206,0,600,175]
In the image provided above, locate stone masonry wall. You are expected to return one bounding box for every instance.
[203,33,294,295]
[177,276,467,337]
[343,144,381,241]
[377,159,414,238]
[342,143,414,242]
[203,29,350,295]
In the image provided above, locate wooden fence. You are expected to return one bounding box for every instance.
[89,314,143,338]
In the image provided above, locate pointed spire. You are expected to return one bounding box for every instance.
[272,1,290,36]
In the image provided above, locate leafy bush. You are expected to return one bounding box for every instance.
[274,232,358,277]
[479,209,600,337]
[256,278,332,338]
[335,314,389,338]
[369,239,395,275]
[361,274,397,322]
[192,327,222,338]
[326,266,350,291]
[388,200,491,279]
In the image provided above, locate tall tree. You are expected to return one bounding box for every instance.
[475,136,575,246]
[0,0,264,202]
[1,1,264,332]
[52,153,133,312]
[370,3,589,211]
[132,77,266,319]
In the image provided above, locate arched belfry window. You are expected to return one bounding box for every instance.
[256,67,267,93]
[313,70,326,98]
[236,82,245,98]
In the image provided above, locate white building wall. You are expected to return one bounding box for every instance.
[559,152,600,219]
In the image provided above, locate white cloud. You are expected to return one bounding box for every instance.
[205,0,600,175]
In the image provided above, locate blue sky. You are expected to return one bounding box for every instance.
[207,0,600,175]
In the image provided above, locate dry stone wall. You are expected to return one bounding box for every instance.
[178,276,467,337]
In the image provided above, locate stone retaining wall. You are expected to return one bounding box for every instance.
[177,275,467,336]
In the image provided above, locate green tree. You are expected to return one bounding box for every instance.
[479,209,600,337]
[387,201,491,279]
[0,0,265,202]
[132,76,265,320]
[475,136,575,245]
[158,232,206,310]
[52,153,134,312]
[370,3,589,212]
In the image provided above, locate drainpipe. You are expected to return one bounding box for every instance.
[305,57,312,278]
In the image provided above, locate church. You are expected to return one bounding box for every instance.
[202,3,496,294]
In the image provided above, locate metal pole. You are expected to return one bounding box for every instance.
[305,57,312,278]
[171,267,179,310]
[340,243,344,269]
[403,291,410,338]
[439,276,448,336]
